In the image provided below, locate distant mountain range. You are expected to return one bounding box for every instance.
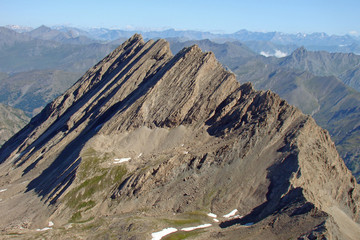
[5,25,360,55]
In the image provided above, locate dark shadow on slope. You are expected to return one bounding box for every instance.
[219,152,303,228]
[25,46,191,203]
[14,39,149,169]
[18,39,168,172]
[0,36,146,166]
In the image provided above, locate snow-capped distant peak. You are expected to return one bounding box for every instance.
[5,25,33,33]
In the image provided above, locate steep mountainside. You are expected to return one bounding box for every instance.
[0,70,82,116]
[0,34,359,239]
[0,103,29,147]
[279,47,360,91]
[234,61,360,181]
[340,66,360,91]
[0,27,32,47]
[0,27,117,73]
[26,25,97,45]
[169,40,360,181]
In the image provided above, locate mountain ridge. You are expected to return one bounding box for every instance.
[4,25,360,54]
[279,46,360,91]
[0,34,359,239]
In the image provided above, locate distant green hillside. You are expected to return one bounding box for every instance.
[278,47,360,92]
[0,103,29,147]
[0,70,82,116]
[0,40,117,74]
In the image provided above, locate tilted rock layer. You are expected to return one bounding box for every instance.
[0,34,359,239]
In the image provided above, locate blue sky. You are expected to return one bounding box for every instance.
[0,0,359,35]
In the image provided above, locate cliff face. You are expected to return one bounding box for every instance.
[0,34,359,239]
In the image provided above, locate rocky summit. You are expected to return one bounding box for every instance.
[0,34,359,239]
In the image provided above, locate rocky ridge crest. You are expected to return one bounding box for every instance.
[0,34,359,239]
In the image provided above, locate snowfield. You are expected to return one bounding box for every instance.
[36,227,52,231]
[151,227,178,240]
[181,224,212,231]
[223,209,238,218]
[207,213,217,218]
[113,157,131,164]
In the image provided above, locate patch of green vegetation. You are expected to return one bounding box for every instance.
[80,222,100,231]
[5,233,23,236]
[70,212,95,224]
[163,230,204,240]
[77,148,103,180]
[64,148,127,222]
[65,165,126,208]
[202,189,217,208]
[185,211,208,218]
[78,200,96,210]
[70,211,82,222]
[66,174,106,208]
[162,218,202,227]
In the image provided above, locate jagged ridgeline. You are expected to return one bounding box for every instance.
[0,34,359,239]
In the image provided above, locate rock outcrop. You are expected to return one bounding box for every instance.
[0,34,359,239]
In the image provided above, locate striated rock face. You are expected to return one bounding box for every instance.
[0,34,359,239]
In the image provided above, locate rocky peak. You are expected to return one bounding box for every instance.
[0,35,359,239]
[293,46,307,55]
[288,46,308,61]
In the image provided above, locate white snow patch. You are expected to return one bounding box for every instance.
[223,209,238,218]
[207,213,217,218]
[213,219,219,222]
[36,227,52,231]
[48,221,54,227]
[0,189,7,193]
[151,227,178,240]
[181,223,212,231]
[113,157,131,164]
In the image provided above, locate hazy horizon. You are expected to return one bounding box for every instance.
[1,0,359,36]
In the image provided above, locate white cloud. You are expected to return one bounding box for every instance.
[274,50,287,58]
[260,51,271,57]
[260,50,287,58]
[349,30,359,36]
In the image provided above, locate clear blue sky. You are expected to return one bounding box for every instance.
[0,0,359,35]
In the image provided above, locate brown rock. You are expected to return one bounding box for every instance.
[0,34,359,239]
